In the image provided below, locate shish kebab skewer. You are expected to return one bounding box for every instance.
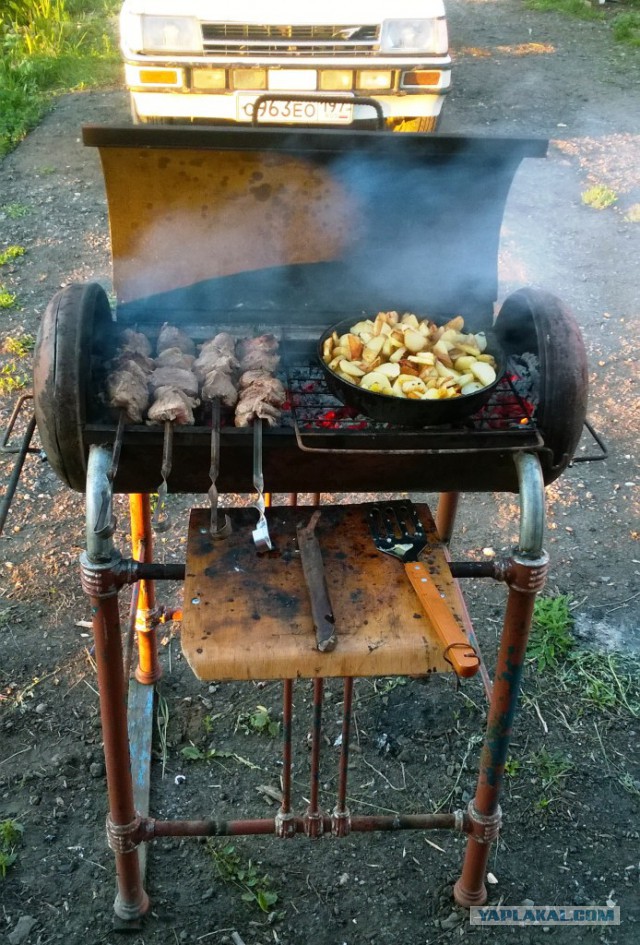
[193,333,239,539]
[234,335,285,551]
[147,325,198,531]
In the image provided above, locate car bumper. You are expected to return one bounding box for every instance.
[124,59,451,123]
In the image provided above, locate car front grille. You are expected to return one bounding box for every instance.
[200,23,380,58]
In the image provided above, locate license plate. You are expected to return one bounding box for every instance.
[238,96,353,125]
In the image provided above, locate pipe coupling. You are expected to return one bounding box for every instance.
[466,802,502,844]
[303,810,325,839]
[506,551,549,594]
[80,552,122,599]
[106,813,143,854]
[331,808,351,838]
[453,808,466,833]
[274,810,296,839]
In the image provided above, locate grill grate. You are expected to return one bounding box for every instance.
[201,23,379,57]
[280,350,539,450]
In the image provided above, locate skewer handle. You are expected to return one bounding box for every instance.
[404,561,480,677]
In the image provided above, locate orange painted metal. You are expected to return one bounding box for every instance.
[435,491,460,545]
[129,494,162,684]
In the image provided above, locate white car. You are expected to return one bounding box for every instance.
[120,1,451,131]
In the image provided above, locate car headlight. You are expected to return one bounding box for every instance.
[380,19,448,56]
[138,15,202,55]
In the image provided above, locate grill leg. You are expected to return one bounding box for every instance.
[276,679,296,838]
[82,447,149,921]
[333,677,354,837]
[435,491,459,545]
[129,493,162,685]
[305,678,324,837]
[454,453,548,907]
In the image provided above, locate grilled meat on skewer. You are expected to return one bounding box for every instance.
[234,369,285,428]
[110,351,155,375]
[237,334,280,374]
[157,322,196,357]
[194,350,239,382]
[155,346,196,370]
[107,361,150,424]
[147,386,197,425]
[201,332,237,358]
[201,372,238,407]
[149,366,199,399]
[119,328,153,358]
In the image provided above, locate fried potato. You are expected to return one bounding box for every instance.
[322,313,499,402]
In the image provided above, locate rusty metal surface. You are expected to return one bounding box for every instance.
[84,126,546,325]
[182,504,466,680]
[98,146,353,304]
[453,553,549,908]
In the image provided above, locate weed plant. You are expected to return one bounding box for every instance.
[207,842,279,914]
[0,819,23,878]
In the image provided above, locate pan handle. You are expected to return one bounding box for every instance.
[404,561,480,678]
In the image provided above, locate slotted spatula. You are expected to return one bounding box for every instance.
[368,501,480,677]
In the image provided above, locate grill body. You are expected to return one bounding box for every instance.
[33,127,587,495]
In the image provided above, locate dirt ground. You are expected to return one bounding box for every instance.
[0,2,639,944]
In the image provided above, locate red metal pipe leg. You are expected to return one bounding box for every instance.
[305,678,324,837]
[333,677,354,836]
[89,592,149,920]
[453,553,548,907]
[435,491,460,545]
[129,494,162,685]
[276,679,296,837]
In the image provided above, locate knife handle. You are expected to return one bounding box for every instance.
[404,561,480,677]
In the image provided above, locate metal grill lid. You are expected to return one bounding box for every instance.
[82,126,547,331]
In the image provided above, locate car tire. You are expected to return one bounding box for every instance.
[387,115,441,133]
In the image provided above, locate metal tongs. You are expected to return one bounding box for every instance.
[251,419,272,551]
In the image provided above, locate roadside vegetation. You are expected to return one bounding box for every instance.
[526,0,640,48]
[0,0,120,158]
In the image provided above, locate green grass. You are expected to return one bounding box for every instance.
[1,202,30,218]
[582,184,618,210]
[612,11,640,46]
[0,288,17,309]
[526,0,640,48]
[3,333,35,356]
[526,0,604,21]
[0,245,25,265]
[528,594,575,671]
[0,361,28,393]
[0,0,121,158]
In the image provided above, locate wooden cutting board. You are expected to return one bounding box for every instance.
[182,504,472,681]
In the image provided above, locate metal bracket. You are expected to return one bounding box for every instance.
[0,394,38,537]
[571,419,608,464]
[466,802,502,844]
